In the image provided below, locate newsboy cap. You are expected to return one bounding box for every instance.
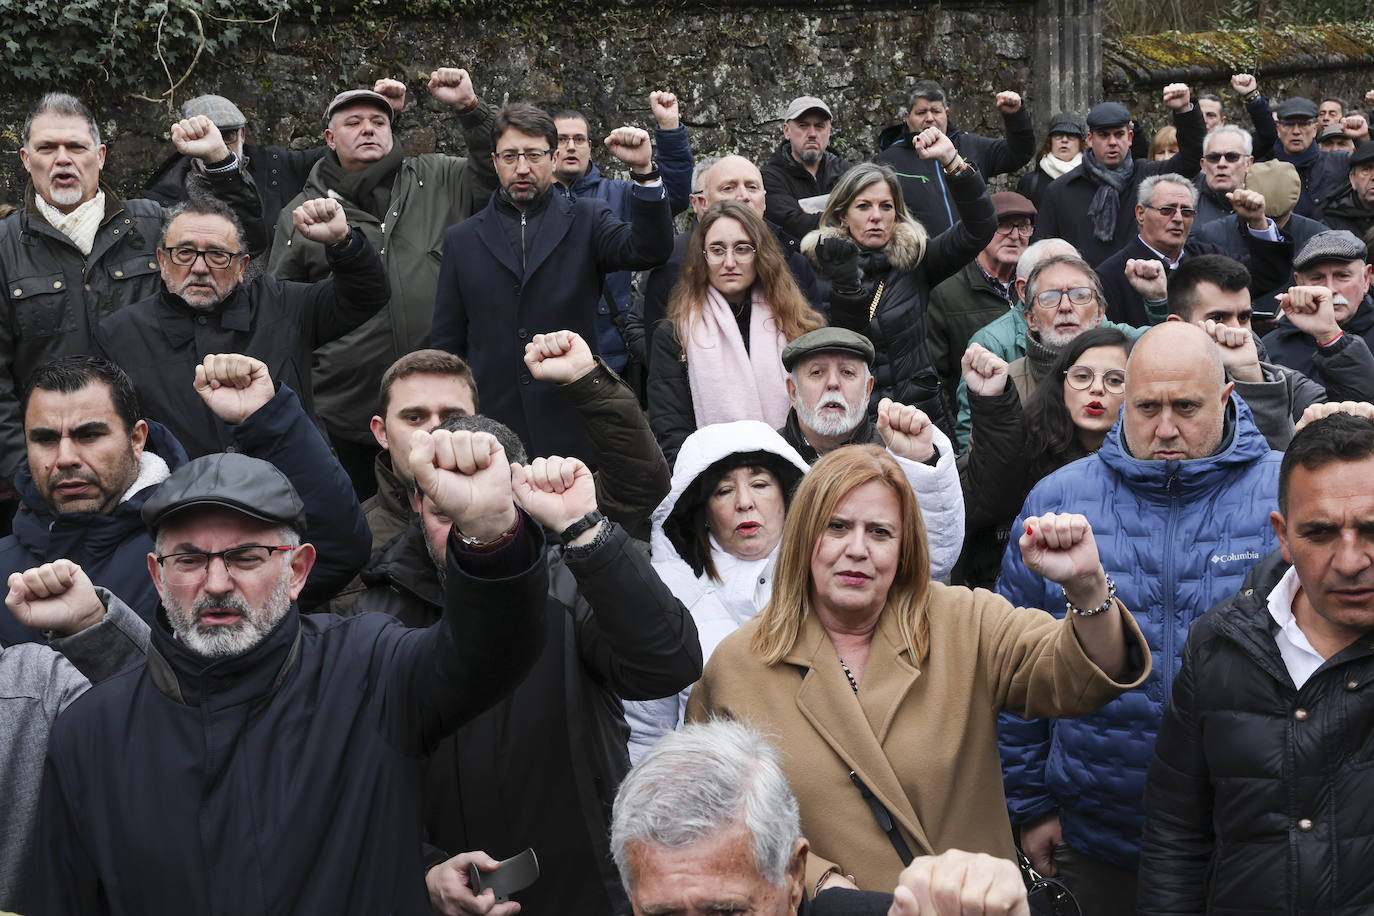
[992,191,1036,221]
[143,453,307,535]
[1293,230,1368,273]
[1048,111,1087,138]
[1086,102,1132,130]
[1349,142,1374,169]
[1275,97,1319,121]
[324,89,395,126]
[181,95,246,131]
[781,328,876,371]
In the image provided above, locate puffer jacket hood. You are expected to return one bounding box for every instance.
[801,221,927,273]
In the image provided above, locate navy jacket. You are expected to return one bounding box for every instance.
[761,141,857,242]
[431,185,673,464]
[1263,294,1374,377]
[26,521,548,916]
[997,396,1281,868]
[0,385,369,644]
[1193,211,1328,315]
[1272,142,1349,221]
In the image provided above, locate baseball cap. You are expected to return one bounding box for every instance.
[785,96,833,122]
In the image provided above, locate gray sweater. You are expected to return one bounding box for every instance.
[0,590,149,909]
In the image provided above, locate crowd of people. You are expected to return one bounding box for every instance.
[3,67,1374,916]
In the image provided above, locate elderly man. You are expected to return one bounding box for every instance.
[552,92,693,373]
[998,321,1282,916]
[0,92,263,485]
[876,81,1035,237]
[1263,230,1374,375]
[1270,96,1352,220]
[1321,142,1374,237]
[1317,122,1359,153]
[762,96,856,242]
[612,720,1029,916]
[1035,86,1205,265]
[92,195,387,457]
[774,327,964,581]
[0,354,369,645]
[1192,124,1254,226]
[928,191,1036,408]
[1004,253,1110,407]
[353,412,696,916]
[143,93,327,240]
[28,424,548,915]
[269,70,496,495]
[431,102,673,465]
[1140,408,1374,915]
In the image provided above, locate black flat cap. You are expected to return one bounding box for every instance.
[1350,143,1374,169]
[1275,97,1319,120]
[1086,102,1132,130]
[1293,230,1368,273]
[143,453,307,535]
[1048,111,1087,138]
[781,328,876,371]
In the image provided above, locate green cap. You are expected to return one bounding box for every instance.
[781,327,876,371]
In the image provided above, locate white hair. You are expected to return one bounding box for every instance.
[611,720,800,891]
[1203,123,1253,157]
[1016,238,1080,283]
[1137,172,1198,208]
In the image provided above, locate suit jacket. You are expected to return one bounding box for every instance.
[1095,235,1222,327]
[686,586,1149,894]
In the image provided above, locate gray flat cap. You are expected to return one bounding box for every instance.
[1294,230,1368,273]
[1048,111,1087,138]
[182,95,246,130]
[325,89,395,125]
[1275,97,1319,121]
[781,327,876,371]
[143,453,307,535]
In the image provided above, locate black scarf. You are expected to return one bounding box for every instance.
[1081,149,1136,243]
[314,144,404,220]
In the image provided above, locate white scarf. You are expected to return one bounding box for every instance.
[34,191,106,258]
[1038,152,1082,180]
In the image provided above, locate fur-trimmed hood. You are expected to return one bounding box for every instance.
[801,221,927,273]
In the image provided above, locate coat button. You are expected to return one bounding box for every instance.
[123,218,130,224]
[513,285,521,295]
[52,280,62,289]
[113,270,124,277]
[1294,708,1309,721]
[518,328,528,339]
[11,288,20,296]
[197,316,208,325]
[520,375,530,385]
[1298,818,1314,832]
[112,228,119,235]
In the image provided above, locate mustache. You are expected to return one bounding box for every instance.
[192,592,253,619]
[50,469,97,487]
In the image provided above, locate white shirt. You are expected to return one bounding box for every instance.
[1265,566,1328,690]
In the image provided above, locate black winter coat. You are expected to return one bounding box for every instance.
[1272,143,1349,221]
[1319,183,1374,237]
[27,520,549,916]
[1192,211,1328,316]
[351,520,701,916]
[1139,550,1374,915]
[1191,171,1234,228]
[92,227,388,457]
[761,141,856,242]
[803,168,998,435]
[1263,294,1374,377]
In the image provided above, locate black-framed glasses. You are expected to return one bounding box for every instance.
[1033,286,1096,310]
[557,134,589,147]
[495,149,553,165]
[162,246,244,270]
[1279,118,1316,129]
[1064,365,1126,394]
[155,545,297,584]
[1143,204,1197,218]
[996,219,1034,236]
[704,243,756,263]
[1204,151,1244,163]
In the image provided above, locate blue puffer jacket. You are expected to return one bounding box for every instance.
[996,394,1281,869]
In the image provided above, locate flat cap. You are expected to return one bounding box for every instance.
[785,96,832,122]
[181,95,246,130]
[1086,102,1132,130]
[1275,97,1319,121]
[143,453,307,535]
[992,191,1036,221]
[1294,229,1368,273]
[325,89,395,126]
[781,327,875,371]
[1244,159,1302,221]
[1048,111,1087,138]
[1318,124,1353,143]
[1350,142,1374,169]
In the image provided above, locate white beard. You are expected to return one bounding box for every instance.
[797,394,866,438]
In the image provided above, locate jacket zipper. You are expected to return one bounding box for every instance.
[520,212,527,273]
[1162,472,1180,707]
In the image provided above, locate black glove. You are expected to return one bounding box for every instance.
[814,235,862,290]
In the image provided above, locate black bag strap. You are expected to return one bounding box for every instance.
[850,770,915,866]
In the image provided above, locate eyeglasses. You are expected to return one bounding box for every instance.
[162,246,244,270]
[1033,286,1096,310]
[996,219,1034,236]
[155,545,297,584]
[557,134,589,147]
[1143,204,1197,218]
[495,149,553,165]
[1279,118,1315,129]
[1203,151,1244,163]
[704,243,756,263]
[1064,365,1126,394]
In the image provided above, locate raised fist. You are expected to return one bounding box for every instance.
[1162,83,1192,110]
[995,90,1022,114]
[429,68,477,111]
[649,90,680,130]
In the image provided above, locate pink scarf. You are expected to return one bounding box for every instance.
[685,286,792,430]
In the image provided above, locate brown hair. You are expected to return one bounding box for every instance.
[492,103,557,150]
[749,444,931,665]
[377,349,478,416]
[667,200,823,346]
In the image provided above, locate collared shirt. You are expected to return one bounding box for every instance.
[1138,236,1185,269]
[975,260,1012,303]
[1266,566,1328,689]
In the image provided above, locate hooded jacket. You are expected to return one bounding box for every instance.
[996,394,1282,868]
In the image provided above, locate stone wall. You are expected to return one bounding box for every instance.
[0,0,1038,205]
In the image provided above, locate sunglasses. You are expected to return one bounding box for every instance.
[1204,151,1244,163]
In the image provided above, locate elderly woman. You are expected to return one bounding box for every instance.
[649,200,824,465]
[1017,111,1086,208]
[686,444,1149,895]
[803,143,996,435]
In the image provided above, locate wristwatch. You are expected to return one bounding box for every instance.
[559,510,605,546]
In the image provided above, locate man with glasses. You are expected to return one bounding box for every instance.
[432,102,673,465]
[928,191,1037,413]
[999,320,1281,916]
[1005,253,1110,409]
[1193,124,1254,226]
[25,425,548,916]
[92,195,387,457]
[550,93,693,375]
[0,352,370,644]
[1271,96,1351,220]
[1321,142,1374,238]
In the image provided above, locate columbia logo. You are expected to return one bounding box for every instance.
[1211,550,1260,564]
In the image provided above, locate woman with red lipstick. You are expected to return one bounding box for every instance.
[685,444,1149,895]
[802,154,997,436]
[957,328,1132,588]
[648,201,824,466]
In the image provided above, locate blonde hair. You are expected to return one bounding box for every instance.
[817,162,928,263]
[749,445,931,665]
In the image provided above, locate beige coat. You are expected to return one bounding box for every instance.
[685,583,1150,893]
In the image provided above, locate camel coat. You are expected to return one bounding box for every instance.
[685,582,1149,893]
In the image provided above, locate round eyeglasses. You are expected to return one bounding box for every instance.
[1064,366,1126,394]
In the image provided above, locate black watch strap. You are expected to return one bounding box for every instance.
[559,510,605,546]
[630,165,661,183]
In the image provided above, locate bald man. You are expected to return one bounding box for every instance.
[996,321,1281,916]
[630,154,821,373]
